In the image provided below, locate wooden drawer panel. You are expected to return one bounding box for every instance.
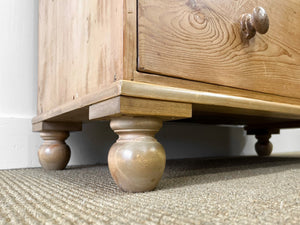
[138,0,300,98]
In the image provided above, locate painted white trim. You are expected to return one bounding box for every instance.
[0,117,41,170]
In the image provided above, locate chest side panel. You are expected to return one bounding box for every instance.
[38,0,123,114]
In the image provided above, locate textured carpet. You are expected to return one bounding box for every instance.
[0,156,300,225]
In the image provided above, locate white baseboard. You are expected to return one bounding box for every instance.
[0,117,41,169]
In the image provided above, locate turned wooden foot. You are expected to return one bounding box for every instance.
[38,131,71,170]
[245,127,278,157]
[255,134,273,156]
[108,117,166,193]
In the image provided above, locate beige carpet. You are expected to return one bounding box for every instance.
[0,156,300,225]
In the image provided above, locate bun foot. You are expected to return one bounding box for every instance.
[108,117,166,193]
[38,131,71,170]
[255,134,273,156]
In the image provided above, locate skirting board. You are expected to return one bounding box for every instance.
[0,117,300,169]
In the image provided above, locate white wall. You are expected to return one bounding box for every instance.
[0,0,40,169]
[0,0,299,170]
[0,0,38,118]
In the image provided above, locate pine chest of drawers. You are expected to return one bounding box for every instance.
[33,0,300,192]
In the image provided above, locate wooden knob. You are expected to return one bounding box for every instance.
[240,7,269,39]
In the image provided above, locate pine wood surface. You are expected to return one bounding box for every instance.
[120,82,300,120]
[89,96,192,120]
[33,81,300,127]
[134,71,300,106]
[123,0,137,81]
[32,81,122,124]
[138,0,300,98]
[32,122,82,132]
[34,0,300,130]
[38,0,124,114]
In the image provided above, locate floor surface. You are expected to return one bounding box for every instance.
[0,155,300,224]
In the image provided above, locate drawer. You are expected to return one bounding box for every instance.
[137,0,300,98]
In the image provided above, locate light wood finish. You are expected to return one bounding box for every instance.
[38,0,124,114]
[134,72,300,106]
[138,0,300,98]
[32,122,82,132]
[123,0,137,81]
[38,131,71,170]
[108,117,166,192]
[32,81,122,124]
[255,134,273,156]
[33,81,300,124]
[120,81,300,120]
[89,96,192,121]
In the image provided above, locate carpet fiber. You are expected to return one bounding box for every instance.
[0,156,300,225]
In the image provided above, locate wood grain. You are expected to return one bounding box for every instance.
[89,96,192,120]
[138,0,300,98]
[134,71,300,105]
[32,81,121,124]
[123,0,137,81]
[120,81,300,120]
[33,80,300,124]
[32,122,82,132]
[38,0,123,114]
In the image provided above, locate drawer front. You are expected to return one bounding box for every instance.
[138,0,300,98]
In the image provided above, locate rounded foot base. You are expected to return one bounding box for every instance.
[255,134,273,156]
[108,117,166,193]
[38,131,71,170]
